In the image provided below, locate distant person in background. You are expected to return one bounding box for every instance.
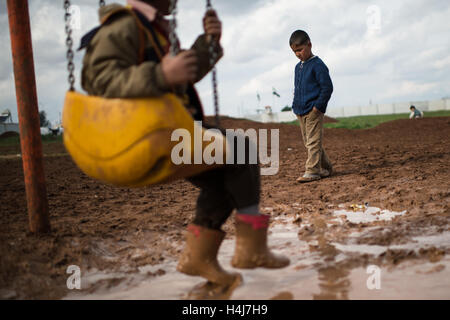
[289,30,334,183]
[409,105,424,119]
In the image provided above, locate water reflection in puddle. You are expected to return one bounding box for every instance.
[66,217,323,300]
[334,231,450,256]
[333,206,406,224]
[65,214,450,300]
[346,258,450,299]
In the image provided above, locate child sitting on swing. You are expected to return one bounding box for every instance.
[80,0,289,288]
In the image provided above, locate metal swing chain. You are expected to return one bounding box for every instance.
[168,0,220,125]
[206,0,220,126]
[168,0,179,56]
[64,0,75,91]
[64,1,105,91]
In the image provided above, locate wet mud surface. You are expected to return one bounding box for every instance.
[0,116,449,299]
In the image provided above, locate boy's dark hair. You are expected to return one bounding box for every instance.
[410,105,416,109]
[289,30,310,46]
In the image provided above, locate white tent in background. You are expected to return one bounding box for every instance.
[0,109,13,123]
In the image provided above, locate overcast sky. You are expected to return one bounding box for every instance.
[1,0,449,123]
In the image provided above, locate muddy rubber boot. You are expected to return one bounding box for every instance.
[177,224,240,286]
[231,214,290,269]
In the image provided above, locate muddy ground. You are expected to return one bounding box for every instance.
[0,116,449,299]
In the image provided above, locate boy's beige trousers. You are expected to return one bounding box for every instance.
[297,109,332,175]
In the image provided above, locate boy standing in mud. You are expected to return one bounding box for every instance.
[290,30,334,183]
[80,0,289,291]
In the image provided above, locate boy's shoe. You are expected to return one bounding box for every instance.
[296,173,321,183]
[319,163,334,178]
[324,164,334,177]
[320,168,331,178]
[231,214,290,269]
[177,224,241,286]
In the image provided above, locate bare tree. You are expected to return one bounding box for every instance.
[39,110,49,127]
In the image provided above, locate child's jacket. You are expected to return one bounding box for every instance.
[409,108,423,119]
[80,4,223,121]
[292,56,333,116]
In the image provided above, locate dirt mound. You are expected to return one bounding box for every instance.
[205,114,337,126]
[204,115,280,130]
[324,115,337,123]
[372,116,450,131]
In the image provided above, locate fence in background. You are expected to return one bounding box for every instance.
[243,98,450,123]
[325,98,450,118]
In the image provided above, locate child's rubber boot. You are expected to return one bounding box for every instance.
[231,214,290,269]
[177,224,240,286]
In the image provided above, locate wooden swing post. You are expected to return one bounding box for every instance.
[7,0,51,233]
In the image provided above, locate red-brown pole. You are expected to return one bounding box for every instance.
[7,0,50,233]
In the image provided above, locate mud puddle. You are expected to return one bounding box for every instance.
[344,258,450,299]
[64,211,450,300]
[333,206,406,224]
[334,231,450,255]
[65,217,322,299]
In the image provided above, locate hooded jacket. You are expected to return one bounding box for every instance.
[80,3,223,121]
[292,56,333,116]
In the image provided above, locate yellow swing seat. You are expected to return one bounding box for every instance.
[62,90,203,187]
